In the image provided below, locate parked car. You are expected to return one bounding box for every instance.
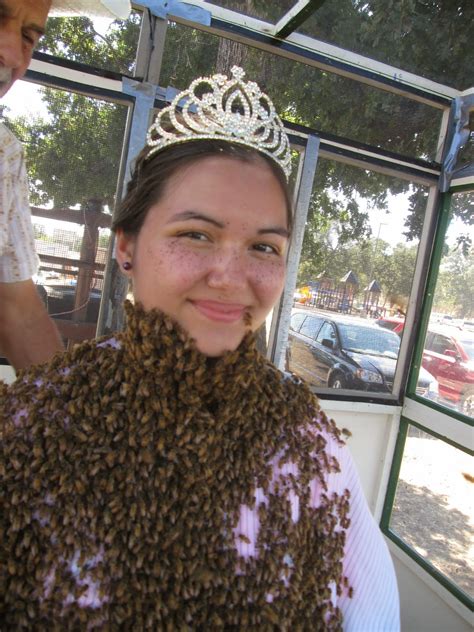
[36,281,102,323]
[287,309,438,398]
[462,320,474,333]
[375,316,405,336]
[422,326,474,415]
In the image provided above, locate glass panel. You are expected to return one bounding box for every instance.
[38,10,142,75]
[315,321,336,345]
[298,2,473,91]
[289,311,307,332]
[415,191,474,417]
[209,1,293,22]
[159,23,442,161]
[299,314,323,339]
[390,426,473,598]
[1,81,128,347]
[287,159,436,396]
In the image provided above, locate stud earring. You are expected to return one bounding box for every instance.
[122,261,132,271]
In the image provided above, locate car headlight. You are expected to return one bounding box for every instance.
[355,368,383,383]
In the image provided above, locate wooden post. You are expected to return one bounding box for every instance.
[73,199,102,327]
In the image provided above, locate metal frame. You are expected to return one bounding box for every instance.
[28,56,128,101]
[270,135,320,370]
[273,0,325,40]
[135,10,168,83]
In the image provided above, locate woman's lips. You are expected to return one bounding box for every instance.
[191,300,247,323]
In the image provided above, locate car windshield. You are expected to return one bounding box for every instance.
[339,323,400,358]
[460,337,474,361]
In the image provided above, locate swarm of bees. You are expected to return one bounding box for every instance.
[1,301,351,629]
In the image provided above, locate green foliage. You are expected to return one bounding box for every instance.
[7,91,127,208]
[38,15,141,74]
[433,246,474,318]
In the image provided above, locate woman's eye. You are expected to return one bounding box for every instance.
[179,231,209,242]
[253,243,280,255]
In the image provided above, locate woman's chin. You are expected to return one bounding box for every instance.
[194,333,244,357]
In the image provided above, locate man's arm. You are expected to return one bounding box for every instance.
[0,279,64,370]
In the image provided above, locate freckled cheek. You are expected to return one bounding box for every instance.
[153,240,212,282]
[249,260,286,303]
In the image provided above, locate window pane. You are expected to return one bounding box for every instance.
[159,23,442,160]
[1,82,129,348]
[287,159,435,396]
[315,322,336,345]
[290,311,307,332]
[299,315,323,339]
[416,191,474,418]
[298,1,473,90]
[390,427,473,598]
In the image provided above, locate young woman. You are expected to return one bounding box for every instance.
[1,67,399,630]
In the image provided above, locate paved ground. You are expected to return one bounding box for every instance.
[391,431,473,597]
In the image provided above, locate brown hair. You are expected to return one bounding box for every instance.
[112,140,293,236]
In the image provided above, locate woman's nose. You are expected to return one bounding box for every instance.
[206,249,248,291]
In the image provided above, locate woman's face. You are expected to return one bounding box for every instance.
[116,155,289,356]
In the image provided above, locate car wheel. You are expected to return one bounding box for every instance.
[460,388,474,417]
[329,374,346,389]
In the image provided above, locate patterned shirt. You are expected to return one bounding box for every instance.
[0,122,39,283]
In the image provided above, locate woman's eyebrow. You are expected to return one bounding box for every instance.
[258,227,290,239]
[168,211,289,238]
[167,210,225,228]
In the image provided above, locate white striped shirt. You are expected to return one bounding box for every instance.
[231,421,400,631]
[0,122,39,283]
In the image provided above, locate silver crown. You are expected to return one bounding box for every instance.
[146,66,292,180]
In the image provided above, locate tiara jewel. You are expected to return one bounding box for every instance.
[146,66,292,180]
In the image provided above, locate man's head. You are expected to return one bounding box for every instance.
[0,0,51,98]
[0,0,130,99]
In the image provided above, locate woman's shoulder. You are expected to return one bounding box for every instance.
[1,333,124,418]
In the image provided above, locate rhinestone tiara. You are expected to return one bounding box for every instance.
[146,66,292,180]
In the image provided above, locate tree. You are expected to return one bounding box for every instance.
[433,246,474,318]
[8,94,126,210]
[4,3,472,271]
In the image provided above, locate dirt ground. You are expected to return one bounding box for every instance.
[390,430,473,597]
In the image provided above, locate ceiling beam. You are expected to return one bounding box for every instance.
[273,0,326,39]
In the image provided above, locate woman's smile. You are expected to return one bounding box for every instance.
[190,300,247,323]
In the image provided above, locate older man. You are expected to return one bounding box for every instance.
[0,0,129,370]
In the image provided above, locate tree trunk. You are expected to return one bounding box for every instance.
[215,1,252,74]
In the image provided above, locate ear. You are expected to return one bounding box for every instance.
[115,228,135,276]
